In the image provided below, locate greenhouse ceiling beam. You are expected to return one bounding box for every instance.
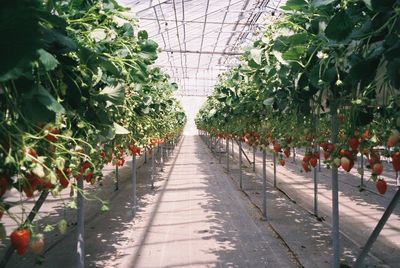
[137,17,261,26]
[135,0,169,14]
[181,0,188,79]
[153,6,176,79]
[171,0,186,87]
[218,0,252,65]
[206,0,232,71]
[149,0,245,39]
[162,49,242,55]
[195,0,211,75]
[157,65,227,71]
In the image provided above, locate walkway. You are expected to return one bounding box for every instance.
[118,135,298,267]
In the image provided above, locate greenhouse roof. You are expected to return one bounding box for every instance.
[119,0,285,96]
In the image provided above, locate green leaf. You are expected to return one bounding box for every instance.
[311,0,337,7]
[37,49,59,71]
[325,11,353,41]
[138,30,148,40]
[141,40,158,53]
[250,48,262,65]
[282,0,308,11]
[98,84,125,105]
[282,45,307,60]
[36,86,65,113]
[114,122,130,135]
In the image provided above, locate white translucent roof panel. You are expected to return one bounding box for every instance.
[118,0,285,96]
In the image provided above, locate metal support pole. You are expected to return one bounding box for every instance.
[232,138,234,158]
[273,153,277,188]
[226,139,230,172]
[160,144,164,172]
[253,146,256,172]
[239,140,243,189]
[115,165,119,191]
[132,155,137,216]
[219,139,222,164]
[144,147,147,164]
[330,100,340,268]
[293,147,296,163]
[77,178,85,268]
[354,188,400,267]
[360,154,364,190]
[262,150,267,220]
[318,145,322,172]
[151,148,155,189]
[313,162,318,216]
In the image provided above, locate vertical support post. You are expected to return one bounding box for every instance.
[76,178,85,268]
[253,146,256,172]
[160,144,164,172]
[330,100,340,268]
[232,138,234,158]
[262,150,267,220]
[273,153,277,188]
[226,139,230,172]
[314,116,319,216]
[239,140,243,189]
[132,155,137,216]
[313,162,318,216]
[151,148,155,189]
[219,139,222,164]
[360,153,364,189]
[353,188,400,267]
[318,146,322,172]
[144,147,147,164]
[293,147,296,163]
[115,165,119,191]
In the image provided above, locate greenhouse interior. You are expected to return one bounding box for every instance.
[1,0,400,267]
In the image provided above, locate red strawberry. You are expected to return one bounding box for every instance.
[10,229,30,256]
[341,157,353,172]
[323,151,330,160]
[376,179,387,195]
[273,143,281,153]
[388,135,398,147]
[373,163,383,175]
[327,143,335,153]
[56,169,69,189]
[279,159,285,166]
[302,161,311,172]
[392,152,400,172]
[100,151,106,158]
[284,148,290,158]
[310,157,318,168]
[85,172,93,183]
[348,137,359,151]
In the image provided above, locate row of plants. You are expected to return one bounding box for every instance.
[0,0,186,257]
[196,0,400,196]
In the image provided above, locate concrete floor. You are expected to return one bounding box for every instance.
[116,135,298,268]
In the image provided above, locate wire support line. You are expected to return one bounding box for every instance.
[148,0,245,39]
[195,0,211,78]
[206,0,232,71]
[172,0,186,89]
